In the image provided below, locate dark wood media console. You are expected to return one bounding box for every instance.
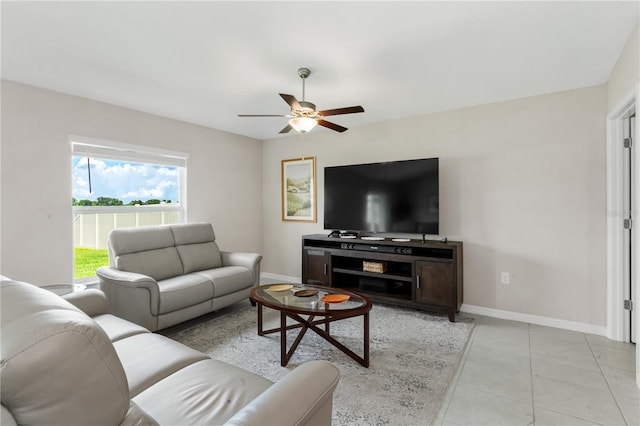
[301,234,463,321]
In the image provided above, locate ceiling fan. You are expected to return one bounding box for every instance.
[238,68,364,134]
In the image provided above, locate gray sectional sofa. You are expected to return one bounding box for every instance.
[96,222,261,331]
[0,278,340,425]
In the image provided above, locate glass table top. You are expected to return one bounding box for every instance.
[252,284,370,314]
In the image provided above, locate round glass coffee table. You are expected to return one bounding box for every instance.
[251,284,372,367]
[41,284,87,296]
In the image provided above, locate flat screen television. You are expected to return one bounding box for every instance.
[324,158,439,235]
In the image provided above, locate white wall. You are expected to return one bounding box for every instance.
[0,80,263,284]
[608,21,639,110]
[262,85,608,327]
[0,79,612,328]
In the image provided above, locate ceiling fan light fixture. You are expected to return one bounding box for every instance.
[289,116,317,133]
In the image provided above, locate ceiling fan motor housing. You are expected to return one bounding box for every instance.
[298,67,311,79]
[297,101,316,114]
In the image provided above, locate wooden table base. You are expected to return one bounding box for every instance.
[256,303,370,367]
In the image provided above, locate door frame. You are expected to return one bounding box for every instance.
[606,84,639,386]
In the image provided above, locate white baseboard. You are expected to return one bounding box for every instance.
[461,304,608,336]
[260,272,300,283]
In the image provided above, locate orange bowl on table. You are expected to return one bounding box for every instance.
[321,294,350,303]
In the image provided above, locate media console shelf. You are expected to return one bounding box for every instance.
[302,234,463,321]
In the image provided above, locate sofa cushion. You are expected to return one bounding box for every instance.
[157,274,215,314]
[176,241,223,273]
[171,222,216,245]
[0,281,129,425]
[116,247,184,281]
[195,266,254,297]
[133,359,272,425]
[113,333,208,397]
[1,280,84,321]
[1,405,17,426]
[123,401,159,426]
[93,313,149,342]
[109,225,175,256]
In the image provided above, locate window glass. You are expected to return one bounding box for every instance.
[71,140,187,282]
[72,157,180,206]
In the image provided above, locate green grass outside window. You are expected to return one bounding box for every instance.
[74,248,109,279]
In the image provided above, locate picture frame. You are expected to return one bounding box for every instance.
[282,157,316,222]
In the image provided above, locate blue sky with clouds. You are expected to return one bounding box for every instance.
[72,157,179,203]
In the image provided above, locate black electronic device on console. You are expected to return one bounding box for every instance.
[340,242,412,255]
[328,230,358,238]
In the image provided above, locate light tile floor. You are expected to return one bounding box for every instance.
[435,315,639,426]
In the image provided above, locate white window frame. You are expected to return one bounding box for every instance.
[70,135,189,218]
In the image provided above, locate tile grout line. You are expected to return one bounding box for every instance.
[584,333,629,425]
[528,322,537,426]
[529,326,614,426]
[436,314,483,425]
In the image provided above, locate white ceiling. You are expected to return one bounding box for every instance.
[2,1,638,140]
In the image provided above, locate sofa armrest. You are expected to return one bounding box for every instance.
[96,267,161,316]
[63,289,109,317]
[221,252,263,286]
[224,360,339,426]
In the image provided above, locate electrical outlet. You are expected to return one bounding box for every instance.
[501,272,511,284]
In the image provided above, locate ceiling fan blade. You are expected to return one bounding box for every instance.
[317,119,348,133]
[318,106,364,117]
[279,124,293,134]
[280,94,301,110]
[238,114,288,117]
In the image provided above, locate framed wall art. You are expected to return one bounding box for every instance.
[281,157,316,222]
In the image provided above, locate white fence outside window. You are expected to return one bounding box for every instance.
[74,209,181,249]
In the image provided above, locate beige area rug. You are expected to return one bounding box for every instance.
[166,301,474,425]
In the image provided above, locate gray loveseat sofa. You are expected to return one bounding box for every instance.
[96,223,261,331]
[1,278,340,425]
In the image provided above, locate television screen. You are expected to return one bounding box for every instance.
[324,158,439,234]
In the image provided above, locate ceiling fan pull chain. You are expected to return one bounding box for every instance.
[87,156,92,194]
